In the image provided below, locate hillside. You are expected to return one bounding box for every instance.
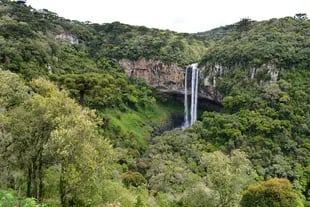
[194,16,310,207]
[0,1,309,207]
[0,0,206,78]
[199,17,309,69]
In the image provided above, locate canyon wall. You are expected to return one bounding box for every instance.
[119,58,184,90]
[119,58,223,106]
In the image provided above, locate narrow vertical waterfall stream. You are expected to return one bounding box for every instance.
[184,63,199,128]
[184,67,189,127]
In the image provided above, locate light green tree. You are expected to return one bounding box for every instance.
[0,69,30,110]
[1,77,114,205]
[201,150,257,207]
[0,70,31,192]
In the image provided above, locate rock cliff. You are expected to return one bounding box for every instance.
[119,58,223,107]
[119,58,184,90]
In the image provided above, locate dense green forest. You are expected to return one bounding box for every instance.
[0,1,309,206]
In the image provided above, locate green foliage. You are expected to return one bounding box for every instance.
[0,1,206,79]
[135,196,144,207]
[0,2,309,206]
[56,71,155,109]
[241,178,302,207]
[0,75,115,206]
[199,150,257,207]
[199,17,310,70]
[0,69,31,109]
[99,180,148,207]
[90,22,206,67]
[121,171,146,187]
[0,190,40,207]
[0,190,18,207]
[195,17,310,206]
[146,131,208,201]
[23,198,41,207]
[195,66,310,204]
[101,101,183,152]
[145,130,256,206]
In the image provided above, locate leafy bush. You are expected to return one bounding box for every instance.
[0,190,40,207]
[121,171,146,187]
[241,178,303,207]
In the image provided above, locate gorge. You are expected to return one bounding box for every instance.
[0,2,309,206]
[119,58,223,112]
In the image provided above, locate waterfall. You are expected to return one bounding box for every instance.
[184,67,189,127]
[190,66,195,125]
[183,63,199,128]
[193,67,199,124]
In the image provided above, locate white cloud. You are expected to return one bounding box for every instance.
[26,0,310,33]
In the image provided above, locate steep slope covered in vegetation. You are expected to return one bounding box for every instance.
[194,16,310,206]
[0,1,193,206]
[0,0,206,78]
[199,17,309,69]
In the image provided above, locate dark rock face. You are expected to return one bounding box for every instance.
[160,89,222,112]
[119,58,184,90]
[200,85,223,105]
[119,58,223,108]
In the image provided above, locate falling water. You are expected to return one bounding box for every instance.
[190,66,195,125]
[193,67,199,124]
[184,63,199,128]
[184,67,189,127]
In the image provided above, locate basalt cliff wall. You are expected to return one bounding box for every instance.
[119,58,184,90]
[119,58,223,109]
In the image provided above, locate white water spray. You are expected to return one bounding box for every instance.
[184,63,199,128]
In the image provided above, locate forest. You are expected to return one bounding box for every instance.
[0,0,309,206]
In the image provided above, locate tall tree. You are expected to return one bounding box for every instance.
[58,73,103,106]
[1,77,114,205]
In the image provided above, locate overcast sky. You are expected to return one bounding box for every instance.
[26,0,310,33]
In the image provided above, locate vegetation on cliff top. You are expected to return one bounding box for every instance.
[199,17,310,70]
[0,0,206,79]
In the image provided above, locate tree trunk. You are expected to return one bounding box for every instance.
[60,166,67,207]
[38,151,44,203]
[32,160,38,200]
[79,90,85,107]
[26,166,32,197]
